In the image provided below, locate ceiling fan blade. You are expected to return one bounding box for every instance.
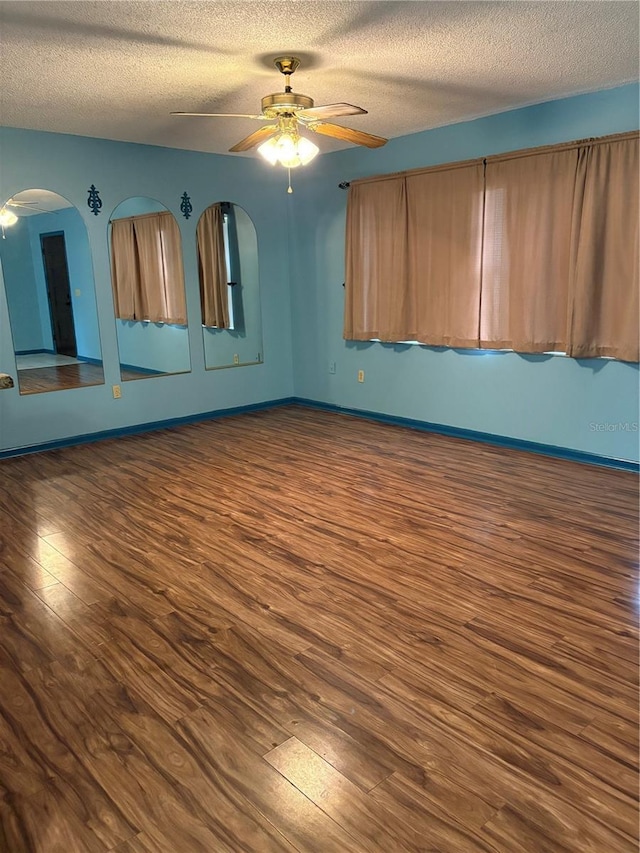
[297,103,367,120]
[309,123,387,148]
[171,112,265,119]
[7,200,57,214]
[229,124,279,152]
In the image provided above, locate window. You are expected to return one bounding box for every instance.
[344,131,639,362]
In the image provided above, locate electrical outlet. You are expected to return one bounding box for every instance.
[112,384,122,399]
[233,354,240,365]
[329,361,336,374]
[358,370,365,383]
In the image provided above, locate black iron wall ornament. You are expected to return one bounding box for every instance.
[180,192,193,219]
[87,185,102,216]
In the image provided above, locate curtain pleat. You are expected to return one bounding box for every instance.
[157,215,187,326]
[407,164,484,348]
[344,178,410,341]
[131,216,168,322]
[197,204,230,329]
[481,150,577,352]
[110,211,187,325]
[566,137,639,361]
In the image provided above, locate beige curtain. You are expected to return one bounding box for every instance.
[567,136,639,361]
[110,211,187,325]
[110,218,139,321]
[481,149,578,352]
[156,214,187,325]
[407,163,484,347]
[197,204,230,329]
[344,177,411,341]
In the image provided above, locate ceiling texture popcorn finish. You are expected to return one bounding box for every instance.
[0,1,638,156]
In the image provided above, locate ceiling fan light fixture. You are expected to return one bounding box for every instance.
[258,132,319,168]
[0,209,18,228]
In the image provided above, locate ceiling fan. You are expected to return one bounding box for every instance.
[0,197,56,232]
[171,56,387,169]
[3,198,55,216]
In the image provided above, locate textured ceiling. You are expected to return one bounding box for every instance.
[0,1,638,157]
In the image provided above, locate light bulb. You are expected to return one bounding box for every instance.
[296,136,320,166]
[258,137,280,165]
[258,132,319,169]
[275,133,302,168]
[0,209,18,227]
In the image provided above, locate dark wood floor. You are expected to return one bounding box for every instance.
[17,364,106,394]
[0,406,637,852]
[17,364,157,394]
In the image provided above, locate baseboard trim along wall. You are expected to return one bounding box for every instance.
[0,398,296,460]
[293,398,640,473]
[1,396,637,471]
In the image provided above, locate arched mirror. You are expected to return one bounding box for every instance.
[109,197,190,380]
[0,189,104,394]
[197,202,263,369]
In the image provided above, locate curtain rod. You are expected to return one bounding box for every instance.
[109,210,172,224]
[341,129,639,188]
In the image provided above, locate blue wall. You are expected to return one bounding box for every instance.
[288,83,640,463]
[0,127,294,453]
[117,321,190,375]
[0,216,46,352]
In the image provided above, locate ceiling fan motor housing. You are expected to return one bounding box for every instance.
[261,91,314,117]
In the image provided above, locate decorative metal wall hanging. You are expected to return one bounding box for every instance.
[87,185,103,216]
[180,192,193,220]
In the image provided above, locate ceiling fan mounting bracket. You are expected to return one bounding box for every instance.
[273,56,301,76]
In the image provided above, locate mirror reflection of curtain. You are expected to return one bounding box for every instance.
[197,204,230,329]
[110,211,186,324]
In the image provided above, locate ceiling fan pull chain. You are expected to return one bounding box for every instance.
[287,167,293,194]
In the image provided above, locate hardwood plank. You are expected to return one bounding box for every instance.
[481,798,637,853]
[98,681,350,852]
[265,735,448,852]
[283,715,395,792]
[579,712,639,768]
[0,663,138,849]
[0,558,58,592]
[0,779,107,853]
[369,771,501,852]
[372,769,498,834]
[176,707,362,852]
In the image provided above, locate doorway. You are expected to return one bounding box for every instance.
[40,232,77,358]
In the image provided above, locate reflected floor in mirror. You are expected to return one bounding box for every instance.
[17,363,106,394]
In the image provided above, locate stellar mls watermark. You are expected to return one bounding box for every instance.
[589,422,639,432]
